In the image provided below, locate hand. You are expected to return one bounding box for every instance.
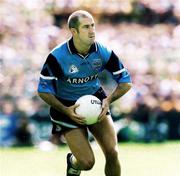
[66,104,86,125]
[98,98,110,122]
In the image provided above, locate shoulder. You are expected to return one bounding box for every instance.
[96,41,112,63]
[50,40,69,58]
[96,41,112,54]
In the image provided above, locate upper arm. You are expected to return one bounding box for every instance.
[37,53,63,94]
[104,51,132,84]
[40,53,62,78]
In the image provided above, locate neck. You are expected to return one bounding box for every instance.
[73,38,90,55]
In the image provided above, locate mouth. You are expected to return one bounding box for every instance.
[89,35,95,39]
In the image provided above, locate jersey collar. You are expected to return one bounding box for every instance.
[67,37,97,55]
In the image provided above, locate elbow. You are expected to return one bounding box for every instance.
[37,92,52,104]
[37,91,43,98]
[37,91,47,100]
[126,82,133,91]
[37,91,53,99]
[120,82,132,93]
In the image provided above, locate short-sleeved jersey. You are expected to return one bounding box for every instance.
[38,38,131,101]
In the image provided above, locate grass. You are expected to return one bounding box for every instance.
[0,141,180,176]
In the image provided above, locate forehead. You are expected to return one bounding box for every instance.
[78,16,94,27]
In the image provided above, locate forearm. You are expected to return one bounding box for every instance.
[107,83,132,104]
[38,92,68,115]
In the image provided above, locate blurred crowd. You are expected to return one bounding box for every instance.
[0,0,180,147]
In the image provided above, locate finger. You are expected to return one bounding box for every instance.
[74,113,85,119]
[99,106,109,118]
[99,107,106,117]
[76,118,86,125]
[98,114,106,122]
[74,115,86,124]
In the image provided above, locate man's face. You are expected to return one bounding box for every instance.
[76,16,95,46]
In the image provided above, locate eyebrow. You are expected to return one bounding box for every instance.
[82,23,95,27]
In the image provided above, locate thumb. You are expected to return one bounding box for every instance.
[72,103,80,109]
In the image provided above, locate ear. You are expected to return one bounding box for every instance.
[70,28,78,35]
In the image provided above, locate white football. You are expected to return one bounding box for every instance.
[75,95,102,125]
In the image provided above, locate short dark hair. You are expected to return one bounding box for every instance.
[68,10,93,30]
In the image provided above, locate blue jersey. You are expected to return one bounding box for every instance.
[38,38,131,101]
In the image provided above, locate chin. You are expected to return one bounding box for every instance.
[89,38,95,44]
[84,38,95,46]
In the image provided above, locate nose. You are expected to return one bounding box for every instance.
[89,25,95,33]
[89,30,95,36]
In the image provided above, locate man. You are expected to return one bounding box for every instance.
[38,10,132,176]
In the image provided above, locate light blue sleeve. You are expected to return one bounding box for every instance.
[38,77,56,95]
